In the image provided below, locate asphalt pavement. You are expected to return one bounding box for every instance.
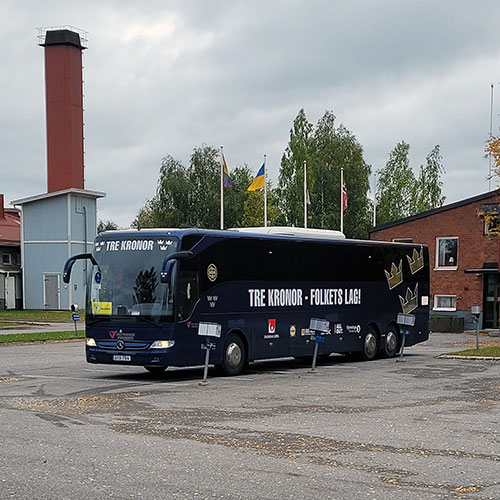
[0,332,499,500]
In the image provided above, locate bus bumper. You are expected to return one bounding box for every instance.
[86,346,172,367]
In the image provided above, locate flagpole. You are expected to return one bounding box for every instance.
[220,146,224,230]
[373,171,377,227]
[304,160,307,228]
[340,167,344,234]
[263,155,267,227]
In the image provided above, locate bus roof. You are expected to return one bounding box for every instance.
[228,226,345,239]
[97,227,425,248]
[99,226,345,241]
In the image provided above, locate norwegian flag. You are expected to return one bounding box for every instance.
[342,178,348,212]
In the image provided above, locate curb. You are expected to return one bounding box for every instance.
[438,355,500,361]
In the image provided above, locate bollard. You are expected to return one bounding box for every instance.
[397,329,408,361]
[309,337,320,372]
[200,339,212,386]
[197,322,221,386]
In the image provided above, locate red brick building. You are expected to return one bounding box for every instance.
[0,194,22,309]
[370,189,500,331]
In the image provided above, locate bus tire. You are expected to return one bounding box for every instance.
[382,326,399,358]
[361,329,378,361]
[218,334,246,376]
[144,365,168,375]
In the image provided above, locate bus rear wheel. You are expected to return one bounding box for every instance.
[382,326,400,358]
[361,329,379,361]
[218,334,246,376]
[144,365,168,375]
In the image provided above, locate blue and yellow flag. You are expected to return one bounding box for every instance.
[248,163,265,191]
[222,153,232,188]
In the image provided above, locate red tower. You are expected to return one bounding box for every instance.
[40,29,86,193]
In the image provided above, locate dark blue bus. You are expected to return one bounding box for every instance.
[63,227,429,376]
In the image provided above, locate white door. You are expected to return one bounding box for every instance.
[5,276,15,309]
[43,274,60,310]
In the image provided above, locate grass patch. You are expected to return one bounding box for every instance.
[0,331,82,343]
[0,310,84,323]
[449,345,500,357]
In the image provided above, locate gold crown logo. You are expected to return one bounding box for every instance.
[399,284,418,314]
[407,247,424,275]
[385,260,403,290]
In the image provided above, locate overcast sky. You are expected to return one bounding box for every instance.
[2,1,500,227]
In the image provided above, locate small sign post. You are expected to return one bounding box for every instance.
[71,304,79,337]
[198,322,221,385]
[471,305,481,349]
[308,318,330,373]
[396,313,415,361]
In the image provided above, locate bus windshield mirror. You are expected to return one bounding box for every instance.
[63,253,97,283]
[160,251,193,283]
[160,259,176,283]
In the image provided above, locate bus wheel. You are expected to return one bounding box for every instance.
[382,326,399,358]
[144,365,167,375]
[219,334,246,376]
[361,329,378,361]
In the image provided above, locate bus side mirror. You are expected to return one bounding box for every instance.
[63,253,98,283]
[160,251,193,284]
[160,260,176,284]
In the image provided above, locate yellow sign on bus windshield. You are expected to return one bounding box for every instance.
[92,301,112,315]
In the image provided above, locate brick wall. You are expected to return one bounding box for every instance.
[370,192,500,315]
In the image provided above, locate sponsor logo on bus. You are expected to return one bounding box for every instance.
[207,264,218,282]
[289,325,296,337]
[334,324,343,335]
[268,319,276,334]
[346,324,361,334]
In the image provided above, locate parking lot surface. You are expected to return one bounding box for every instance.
[0,332,499,500]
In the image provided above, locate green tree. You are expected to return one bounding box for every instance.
[133,145,252,229]
[224,165,253,228]
[310,111,371,238]
[277,109,371,238]
[187,144,220,228]
[133,198,159,229]
[415,145,445,212]
[242,181,283,227]
[277,109,314,227]
[132,155,190,229]
[376,142,445,225]
[376,141,416,224]
[155,155,191,227]
[97,220,119,233]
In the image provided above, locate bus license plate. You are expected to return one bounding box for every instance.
[113,355,131,362]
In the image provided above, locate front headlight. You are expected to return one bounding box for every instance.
[86,338,96,347]
[150,340,175,349]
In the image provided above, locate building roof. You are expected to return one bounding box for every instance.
[369,189,500,234]
[11,187,105,206]
[0,209,20,245]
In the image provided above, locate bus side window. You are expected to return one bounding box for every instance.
[178,270,199,320]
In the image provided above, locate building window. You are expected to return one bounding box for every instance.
[434,295,457,311]
[436,237,458,269]
[392,238,413,243]
[2,253,11,265]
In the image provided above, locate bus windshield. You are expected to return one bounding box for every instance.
[89,236,179,321]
